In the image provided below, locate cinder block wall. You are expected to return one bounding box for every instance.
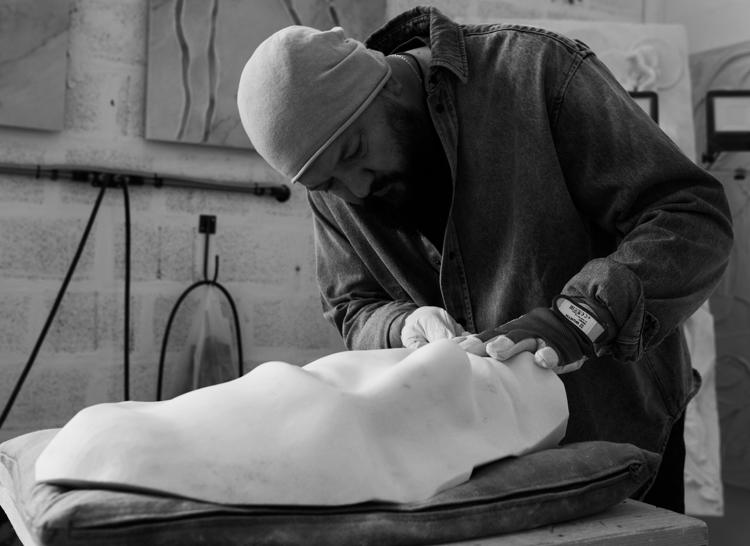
[0,0,345,439]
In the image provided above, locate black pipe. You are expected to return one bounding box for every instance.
[0,163,291,202]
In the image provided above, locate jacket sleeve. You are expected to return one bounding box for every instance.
[552,51,733,363]
[308,192,417,349]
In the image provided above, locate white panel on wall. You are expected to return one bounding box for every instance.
[664,0,750,54]
[0,0,70,131]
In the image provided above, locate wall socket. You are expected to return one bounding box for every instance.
[199,215,216,234]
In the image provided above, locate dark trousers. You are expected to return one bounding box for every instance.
[642,414,686,513]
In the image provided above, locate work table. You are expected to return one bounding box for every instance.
[445,499,707,545]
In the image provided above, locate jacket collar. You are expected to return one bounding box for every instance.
[365,6,468,84]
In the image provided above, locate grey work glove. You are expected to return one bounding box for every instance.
[460,296,611,374]
[401,306,468,349]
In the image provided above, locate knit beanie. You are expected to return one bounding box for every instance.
[237,26,391,183]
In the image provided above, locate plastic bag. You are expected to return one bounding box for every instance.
[162,285,239,399]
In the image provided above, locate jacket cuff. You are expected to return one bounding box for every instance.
[387,312,409,348]
[562,258,658,363]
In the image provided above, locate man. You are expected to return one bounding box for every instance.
[237,7,733,513]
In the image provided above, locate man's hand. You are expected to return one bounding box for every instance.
[459,298,609,374]
[401,306,468,349]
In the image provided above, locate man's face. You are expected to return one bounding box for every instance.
[297,92,435,224]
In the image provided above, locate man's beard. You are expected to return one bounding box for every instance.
[354,98,441,230]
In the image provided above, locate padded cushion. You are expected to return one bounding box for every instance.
[0,429,658,546]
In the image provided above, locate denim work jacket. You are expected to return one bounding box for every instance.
[307,7,733,455]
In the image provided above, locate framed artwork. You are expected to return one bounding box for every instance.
[145,0,386,149]
[0,0,70,131]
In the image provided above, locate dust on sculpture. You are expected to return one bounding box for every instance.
[35,340,568,505]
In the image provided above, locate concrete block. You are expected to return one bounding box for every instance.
[0,294,31,353]
[127,355,162,402]
[0,363,88,429]
[163,188,268,217]
[157,224,194,282]
[80,354,154,405]
[83,358,126,405]
[0,135,50,168]
[65,64,144,135]
[0,217,95,280]
[284,296,345,350]
[0,357,24,408]
[163,181,307,218]
[69,0,147,65]
[64,66,100,132]
[114,70,145,137]
[114,223,160,281]
[244,345,345,371]
[43,291,98,353]
[251,299,283,345]
[302,230,317,285]
[252,296,344,350]
[215,223,310,283]
[96,292,140,352]
[0,174,46,204]
[60,144,153,178]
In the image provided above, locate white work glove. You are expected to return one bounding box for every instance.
[401,306,468,349]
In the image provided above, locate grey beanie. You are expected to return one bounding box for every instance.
[237,26,392,183]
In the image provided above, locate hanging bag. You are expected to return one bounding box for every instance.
[161,285,240,399]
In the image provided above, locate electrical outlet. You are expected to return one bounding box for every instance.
[199,215,216,234]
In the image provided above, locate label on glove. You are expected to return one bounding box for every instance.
[555,298,604,343]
